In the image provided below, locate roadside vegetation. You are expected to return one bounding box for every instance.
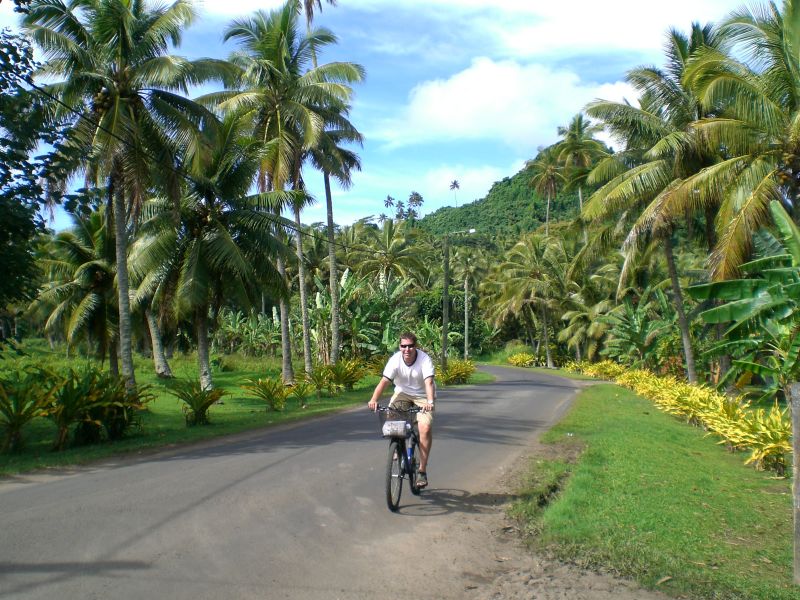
[4,0,800,594]
[511,383,796,600]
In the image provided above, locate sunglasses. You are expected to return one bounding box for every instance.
[400,344,415,349]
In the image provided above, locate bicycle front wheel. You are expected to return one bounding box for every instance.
[386,439,403,511]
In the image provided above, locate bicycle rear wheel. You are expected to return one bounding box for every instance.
[386,440,403,511]
[409,438,421,496]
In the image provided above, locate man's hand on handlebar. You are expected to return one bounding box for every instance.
[367,398,378,411]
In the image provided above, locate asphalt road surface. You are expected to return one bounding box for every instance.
[0,366,582,600]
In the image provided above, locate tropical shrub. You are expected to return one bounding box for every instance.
[328,358,365,391]
[49,368,111,450]
[305,366,333,400]
[287,380,314,408]
[508,352,536,367]
[76,374,153,443]
[168,380,226,426]
[441,358,475,384]
[0,368,56,452]
[242,377,287,412]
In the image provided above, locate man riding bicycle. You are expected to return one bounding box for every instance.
[368,332,435,488]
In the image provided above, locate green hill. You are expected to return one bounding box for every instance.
[417,167,580,238]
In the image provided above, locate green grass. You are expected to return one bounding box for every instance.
[0,341,489,476]
[511,383,798,600]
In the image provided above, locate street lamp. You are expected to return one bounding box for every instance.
[442,228,475,374]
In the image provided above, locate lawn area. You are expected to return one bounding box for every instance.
[0,341,490,476]
[511,383,798,600]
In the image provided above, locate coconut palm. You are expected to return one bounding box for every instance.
[583,23,721,382]
[31,210,118,371]
[526,147,565,236]
[130,113,293,389]
[305,117,363,365]
[449,179,460,206]
[23,0,230,390]
[451,247,486,359]
[679,2,800,280]
[210,0,363,381]
[353,219,424,285]
[554,113,607,244]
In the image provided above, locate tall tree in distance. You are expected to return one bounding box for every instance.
[526,147,565,236]
[217,1,363,380]
[301,0,363,366]
[554,113,606,244]
[450,179,460,207]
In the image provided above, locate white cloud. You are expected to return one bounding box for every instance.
[371,57,638,151]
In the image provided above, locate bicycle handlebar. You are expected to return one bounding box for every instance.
[375,405,423,413]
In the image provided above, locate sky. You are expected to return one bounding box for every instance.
[1,0,741,229]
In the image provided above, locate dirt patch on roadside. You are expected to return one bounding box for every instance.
[456,440,675,600]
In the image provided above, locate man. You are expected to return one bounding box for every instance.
[368,332,435,488]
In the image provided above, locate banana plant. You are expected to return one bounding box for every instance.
[689,201,800,401]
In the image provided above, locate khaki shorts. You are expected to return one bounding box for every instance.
[389,391,434,427]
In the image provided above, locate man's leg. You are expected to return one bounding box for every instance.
[418,420,432,472]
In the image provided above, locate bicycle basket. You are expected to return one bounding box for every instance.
[378,409,412,438]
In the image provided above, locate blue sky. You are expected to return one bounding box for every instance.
[1,0,739,229]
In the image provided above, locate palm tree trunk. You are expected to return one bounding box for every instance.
[542,308,554,368]
[112,177,136,391]
[146,306,173,378]
[277,256,295,384]
[664,235,697,383]
[578,185,588,246]
[197,306,213,391]
[324,172,342,365]
[293,206,313,375]
[464,277,469,360]
[545,192,551,236]
[109,336,119,378]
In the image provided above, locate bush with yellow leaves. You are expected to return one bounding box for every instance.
[575,362,791,475]
[508,353,536,367]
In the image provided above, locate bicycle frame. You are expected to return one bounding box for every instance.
[377,405,422,510]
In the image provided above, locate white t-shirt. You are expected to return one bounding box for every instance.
[383,349,435,397]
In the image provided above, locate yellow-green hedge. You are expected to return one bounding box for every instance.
[566,361,791,475]
[508,352,536,367]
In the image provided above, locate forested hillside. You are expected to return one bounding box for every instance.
[418,168,580,237]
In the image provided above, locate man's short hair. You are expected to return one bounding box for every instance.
[399,332,417,345]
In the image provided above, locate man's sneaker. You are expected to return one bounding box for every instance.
[416,471,428,489]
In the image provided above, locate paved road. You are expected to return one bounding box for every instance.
[0,366,582,600]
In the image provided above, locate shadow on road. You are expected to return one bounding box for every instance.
[394,488,515,517]
[0,560,151,597]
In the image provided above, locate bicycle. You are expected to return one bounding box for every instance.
[376,405,423,512]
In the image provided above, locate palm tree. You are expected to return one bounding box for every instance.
[299,0,362,367]
[452,247,486,359]
[130,113,292,389]
[526,148,565,236]
[583,23,721,382]
[31,210,118,372]
[449,179,460,207]
[306,118,363,365]
[353,219,424,285]
[554,113,607,244]
[680,3,800,279]
[23,0,229,390]
[213,1,363,381]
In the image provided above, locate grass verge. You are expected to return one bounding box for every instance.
[0,343,489,476]
[510,383,797,600]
